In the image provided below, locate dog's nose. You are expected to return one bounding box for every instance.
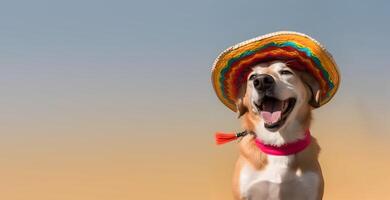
[253,74,275,91]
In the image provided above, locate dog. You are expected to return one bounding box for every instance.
[232,60,324,200]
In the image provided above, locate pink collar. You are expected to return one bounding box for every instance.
[254,130,311,156]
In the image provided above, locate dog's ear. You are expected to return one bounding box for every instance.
[236,98,248,118]
[236,83,248,118]
[300,72,321,108]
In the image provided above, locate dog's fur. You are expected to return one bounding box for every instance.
[232,61,324,200]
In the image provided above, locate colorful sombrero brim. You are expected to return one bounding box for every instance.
[212,31,340,112]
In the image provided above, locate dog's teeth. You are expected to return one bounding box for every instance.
[282,101,288,112]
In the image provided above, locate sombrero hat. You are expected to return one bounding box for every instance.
[211,31,340,112]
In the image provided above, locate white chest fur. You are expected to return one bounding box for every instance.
[239,155,320,200]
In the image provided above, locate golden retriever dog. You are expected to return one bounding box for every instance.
[232,60,324,200]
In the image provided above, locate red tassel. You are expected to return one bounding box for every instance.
[215,132,238,145]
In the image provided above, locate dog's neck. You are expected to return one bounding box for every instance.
[255,124,308,147]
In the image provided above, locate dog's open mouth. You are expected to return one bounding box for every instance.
[254,96,296,130]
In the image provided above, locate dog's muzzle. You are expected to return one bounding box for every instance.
[252,74,296,131]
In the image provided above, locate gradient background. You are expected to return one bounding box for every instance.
[1,0,389,199]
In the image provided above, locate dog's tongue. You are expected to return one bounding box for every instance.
[260,99,283,124]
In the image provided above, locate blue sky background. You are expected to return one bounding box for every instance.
[1,0,389,136]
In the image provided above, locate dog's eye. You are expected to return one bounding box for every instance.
[249,74,257,80]
[279,70,293,75]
